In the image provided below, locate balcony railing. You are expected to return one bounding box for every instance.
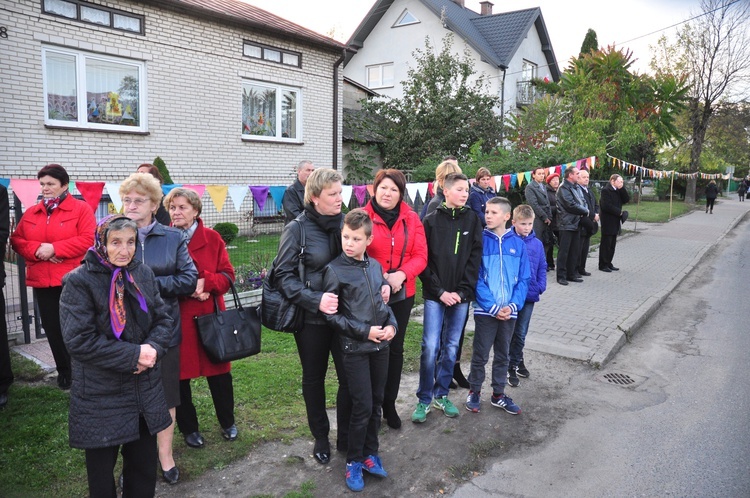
[516,80,537,107]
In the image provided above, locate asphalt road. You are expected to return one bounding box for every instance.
[452,217,750,497]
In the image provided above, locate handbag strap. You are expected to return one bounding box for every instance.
[294,216,306,285]
[216,272,241,311]
[390,219,408,271]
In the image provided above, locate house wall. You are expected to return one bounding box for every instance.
[1,0,343,185]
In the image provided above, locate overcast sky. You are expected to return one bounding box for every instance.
[246,0,704,75]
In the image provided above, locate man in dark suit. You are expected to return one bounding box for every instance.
[0,184,12,409]
[599,174,630,272]
[525,167,553,248]
[555,167,589,285]
[282,160,315,224]
[576,169,599,276]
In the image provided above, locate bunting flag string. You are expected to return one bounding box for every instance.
[249,186,269,211]
[227,185,248,212]
[183,184,206,198]
[206,185,228,213]
[352,185,368,206]
[607,154,733,181]
[340,185,353,207]
[75,182,105,213]
[268,186,287,208]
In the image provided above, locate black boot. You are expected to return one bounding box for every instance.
[382,400,402,429]
[453,363,470,389]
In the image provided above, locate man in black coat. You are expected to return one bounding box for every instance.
[598,174,630,272]
[555,168,589,285]
[283,160,315,224]
[0,185,11,409]
[576,169,599,276]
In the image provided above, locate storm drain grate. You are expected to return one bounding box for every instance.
[602,372,636,385]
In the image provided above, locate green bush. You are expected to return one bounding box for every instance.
[153,156,173,184]
[213,222,239,245]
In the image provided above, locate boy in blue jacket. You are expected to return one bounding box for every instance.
[466,197,530,415]
[507,204,547,387]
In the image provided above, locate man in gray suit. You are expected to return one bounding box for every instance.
[524,167,553,245]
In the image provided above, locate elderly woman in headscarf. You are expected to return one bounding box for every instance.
[60,215,173,498]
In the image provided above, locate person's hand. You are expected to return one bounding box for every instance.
[319,292,339,314]
[136,344,157,374]
[594,213,600,222]
[381,325,396,341]
[381,285,390,304]
[35,243,56,261]
[496,306,512,321]
[545,219,551,225]
[49,257,63,264]
[191,278,205,298]
[439,291,461,307]
[195,292,211,301]
[368,326,384,343]
[384,271,407,293]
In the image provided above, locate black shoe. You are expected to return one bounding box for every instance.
[313,438,330,464]
[449,379,458,389]
[162,466,180,485]
[507,368,520,387]
[516,362,530,378]
[557,278,568,286]
[221,424,238,441]
[184,431,205,448]
[336,438,348,452]
[57,373,71,390]
[382,402,402,430]
[453,364,470,389]
[579,270,592,276]
[609,266,619,271]
[599,267,612,273]
[568,277,583,283]
[0,393,7,409]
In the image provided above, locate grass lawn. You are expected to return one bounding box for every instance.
[627,199,693,223]
[0,321,427,497]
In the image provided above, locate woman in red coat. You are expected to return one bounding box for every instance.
[163,188,238,445]
[10,164,96,389]
[363,169,428,429]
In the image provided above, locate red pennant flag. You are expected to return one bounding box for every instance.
[75,182,105,212]
[502,174,511,191]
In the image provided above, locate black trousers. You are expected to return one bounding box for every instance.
[85,416,157,498]
[599,233,617,269]
[344,347,388,463]
[176,372,234,434]
[556,229,581,280]
[34,287,70,376]
[383,296,415,406]
[706,198,716,211]
[294,322,350,445]
[0,286,13,394]
[578,232,591,272]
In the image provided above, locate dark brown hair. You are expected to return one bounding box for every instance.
[137,163,164,185]
[37,164,69,186]
[373,169,406,202]
[344,208,373,237]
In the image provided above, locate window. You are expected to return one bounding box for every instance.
[366,63,394,89]
[243,41,302,68]
[521,60,537,81]
[242,81,301,141]
[42,46,147,132]
[393,9,419,27]
[42,0,144,34]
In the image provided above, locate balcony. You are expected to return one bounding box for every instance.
[516,80,537,107]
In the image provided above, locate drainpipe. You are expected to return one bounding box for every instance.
[499,67,506,143]
[332,49,346,170]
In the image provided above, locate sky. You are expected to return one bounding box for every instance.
[246,0,704,75]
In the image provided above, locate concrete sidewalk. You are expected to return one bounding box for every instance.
[12,199,750,372]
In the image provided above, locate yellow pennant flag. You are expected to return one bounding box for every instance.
[517,172,525,187]
[206,185,228,213]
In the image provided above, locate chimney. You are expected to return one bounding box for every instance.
[480,1,493,15]
[452,0,465,7]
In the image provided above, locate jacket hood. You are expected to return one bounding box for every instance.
[436,203,471,219]
[511,226,537,241]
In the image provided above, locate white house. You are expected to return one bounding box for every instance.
[343,0,561,122]
[1,0,347,186]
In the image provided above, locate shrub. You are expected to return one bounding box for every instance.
[153,156,173,184]
[213,222,239,245]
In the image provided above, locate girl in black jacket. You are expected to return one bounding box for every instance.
[61,215,173,498]
[274,168,349,465]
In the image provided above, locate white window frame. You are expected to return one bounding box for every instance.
[366,63,394,89]
[241,80,302,143]
[393,9,420,27]
[521,60,538,81]
[42,46,147,132]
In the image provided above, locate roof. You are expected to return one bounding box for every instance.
[344,76,380,97]
[138,0,346,52]
[345,0,560,81]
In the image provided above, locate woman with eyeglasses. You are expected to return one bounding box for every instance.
[120,173,197,485]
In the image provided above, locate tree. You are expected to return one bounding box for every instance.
[153,156,173,184]
[654,0,750,203]
[579,29,599,58]
[362,36,503,168]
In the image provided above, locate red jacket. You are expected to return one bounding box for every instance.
[363,201,428,298]
[11,195,96,288]
[178,219,236,379]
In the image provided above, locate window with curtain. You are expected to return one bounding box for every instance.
[241,81,301,141]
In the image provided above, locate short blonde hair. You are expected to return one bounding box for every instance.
[435,160,462,188]
[163,187,202,216]
[304,168,343,204]
[119,173,162,205]
[513,204,535,220]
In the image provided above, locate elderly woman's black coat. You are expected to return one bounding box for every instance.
[60,251,173,449]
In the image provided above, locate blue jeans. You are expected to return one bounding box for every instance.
[417,300,469,404]
[509,302,535,368]
[468,314,515,395]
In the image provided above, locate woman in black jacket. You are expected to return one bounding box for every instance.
[60,215,173,498]
[545,173,560,271]
[705,180,719,213]
[274,168,348,465]
[120,173,197,484]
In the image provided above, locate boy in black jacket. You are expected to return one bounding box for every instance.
[414,173,483,423]
[322,209,398,492]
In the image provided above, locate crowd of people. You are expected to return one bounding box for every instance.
[0,159,638,495]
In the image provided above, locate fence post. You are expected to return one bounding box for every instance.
[13,193,35,344]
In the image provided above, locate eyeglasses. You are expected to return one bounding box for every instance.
[122,197,150,207]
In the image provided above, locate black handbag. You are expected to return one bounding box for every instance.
[260,218,306,333]
[195,273,261,363]
[386,219,408,304]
